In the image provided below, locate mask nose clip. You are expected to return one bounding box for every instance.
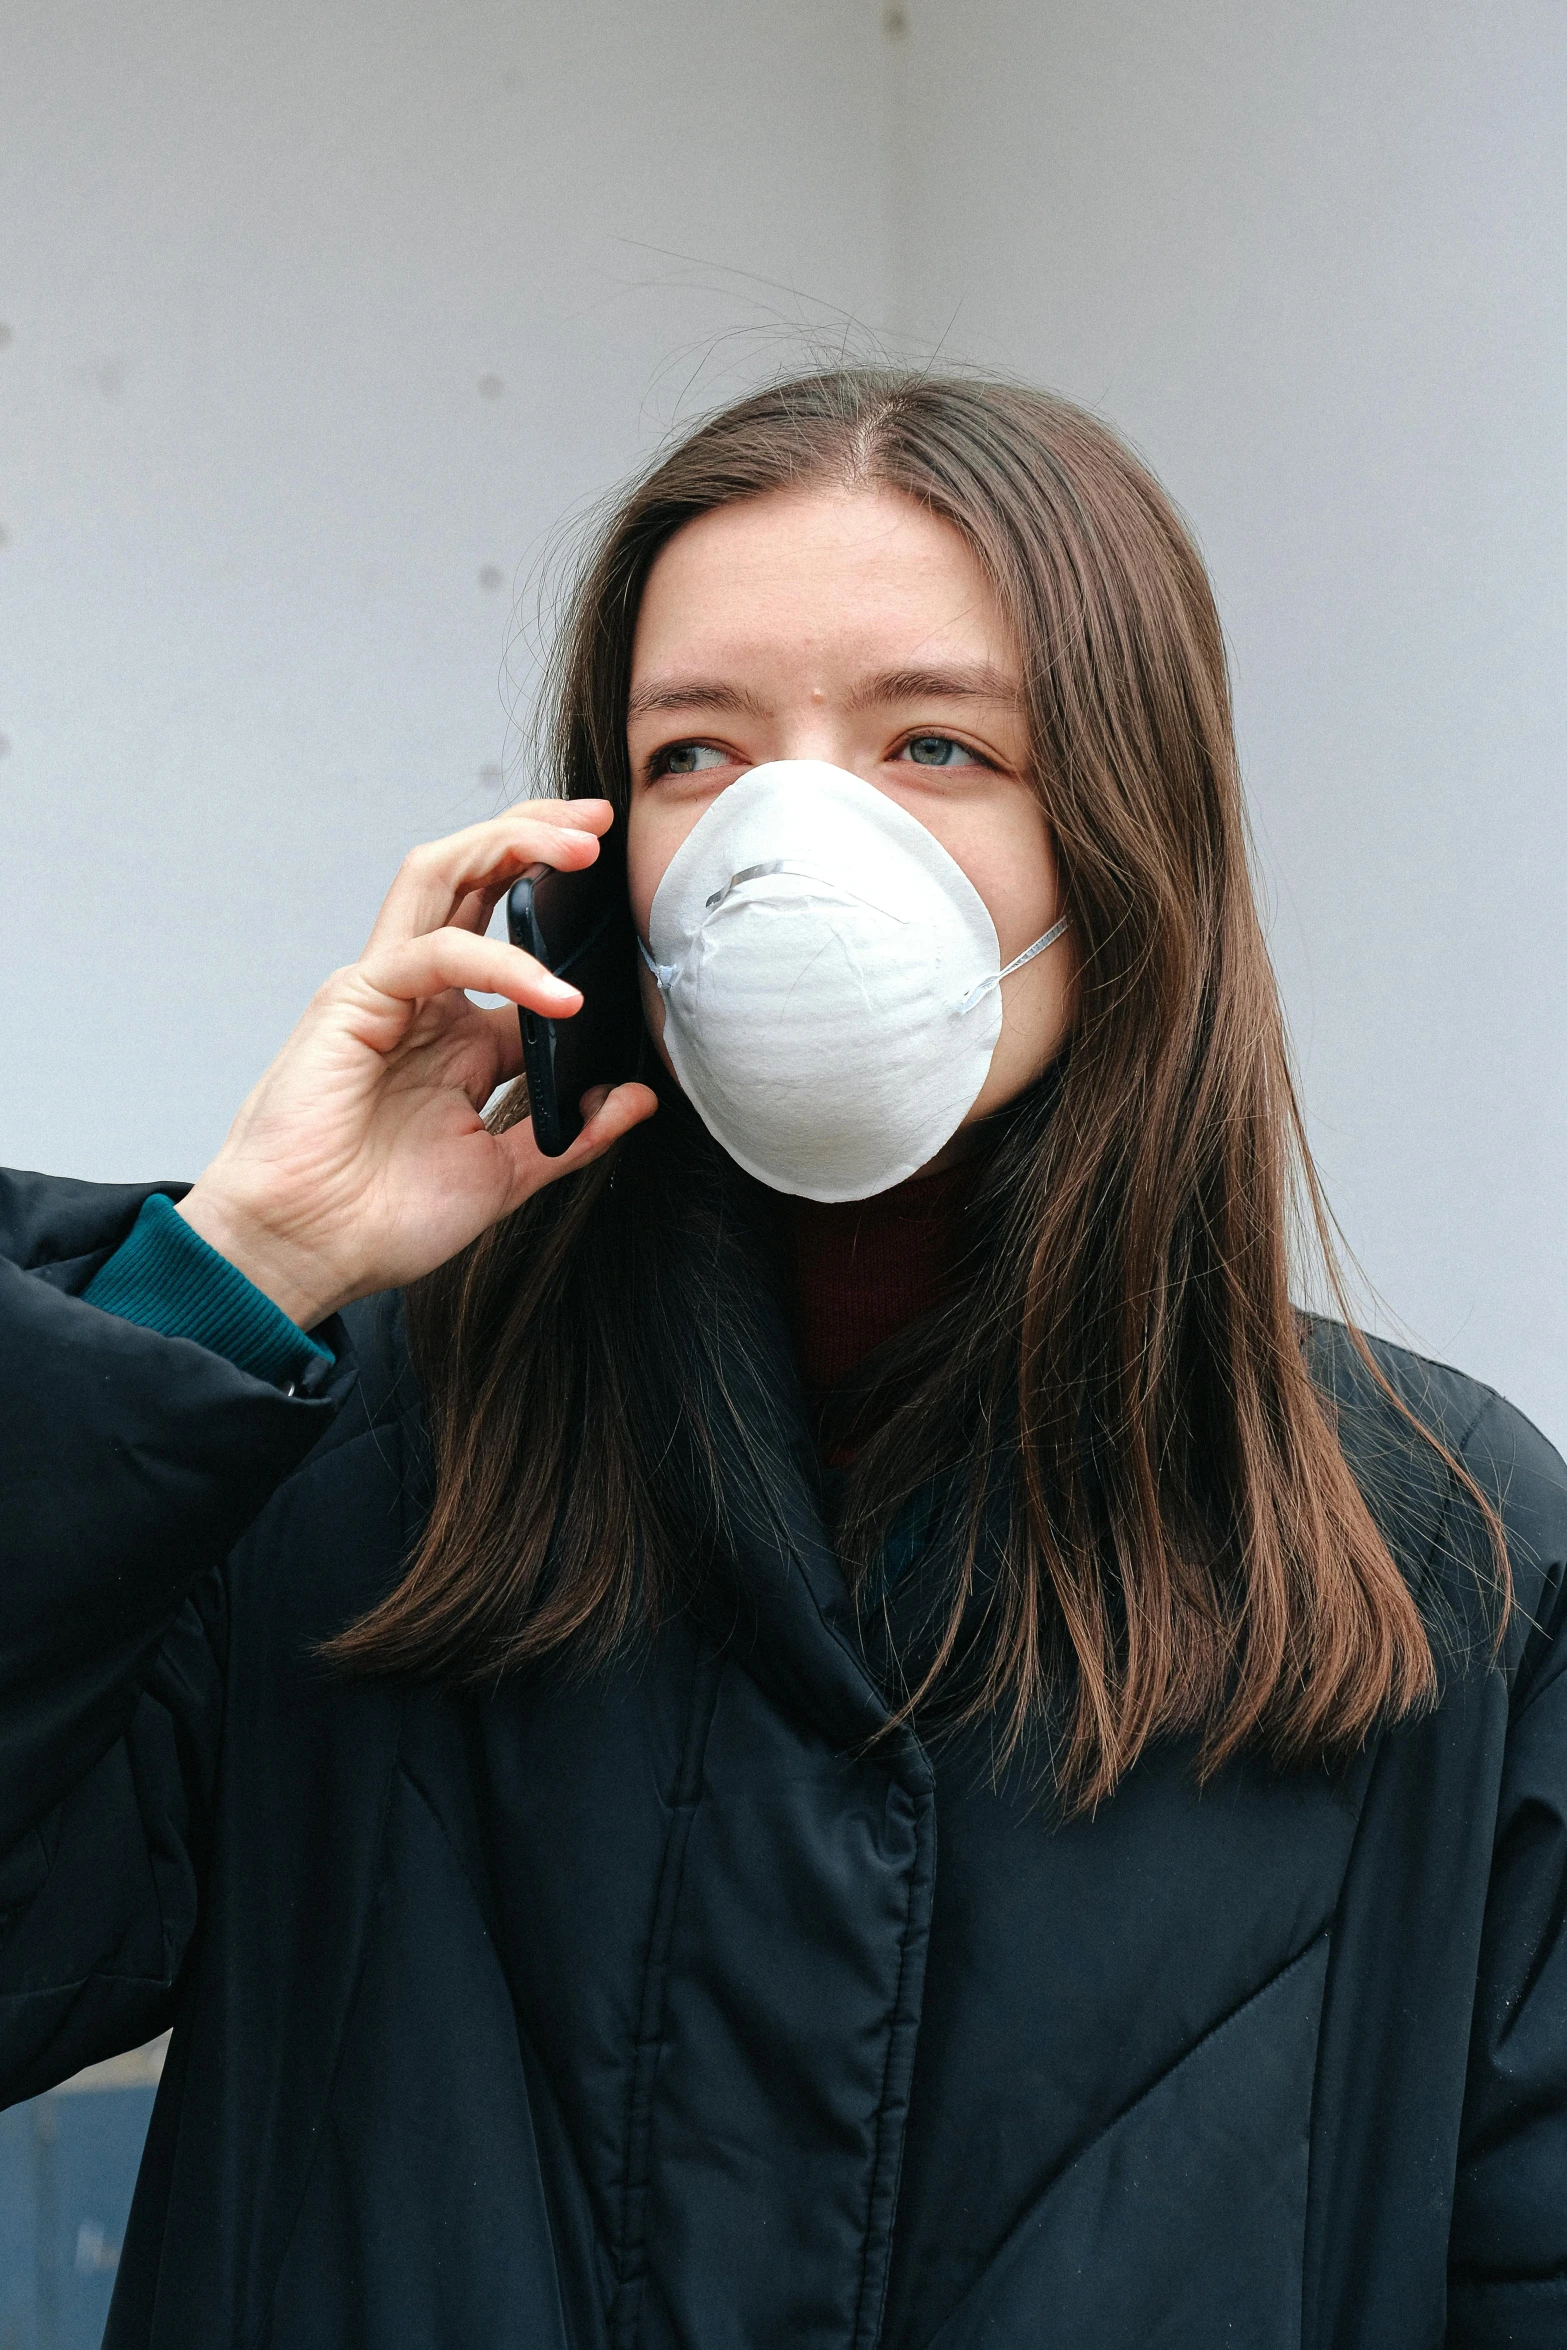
[647,861,806,987]
[704,855,789,907]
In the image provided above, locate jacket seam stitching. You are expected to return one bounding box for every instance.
[241,1686,409,2350]
[1299,1902,1341,2350]
[1448,2271,1567,2293]
[0,1967,174,1999]
[914,1926,1332,2350]
[852,1772,931,2350]
[393,1758,501,1939]
[610,1647,723,2350]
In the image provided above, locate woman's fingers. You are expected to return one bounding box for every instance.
[363,799,615,952]
[432,1007,526,1116]
[567,1080,660,1157]
[475,998,529,1074]
[494,1079,660,1204]
[449,883,501,938]
[357,927,582,1023]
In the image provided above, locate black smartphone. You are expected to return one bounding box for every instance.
[505,832,642,1156]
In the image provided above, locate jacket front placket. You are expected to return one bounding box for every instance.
[618,1336,938,2350]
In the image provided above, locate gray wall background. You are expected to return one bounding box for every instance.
[2,0,1563,1442]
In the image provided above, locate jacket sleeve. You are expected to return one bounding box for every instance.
[1446,1396,1567,2349]
[81,1188,335,1387]
[0,1169,353,2098]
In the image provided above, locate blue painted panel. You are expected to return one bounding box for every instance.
[0,2088,156,2350]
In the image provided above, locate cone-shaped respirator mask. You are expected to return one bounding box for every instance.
[639,760,1068,1202]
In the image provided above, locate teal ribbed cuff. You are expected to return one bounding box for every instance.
[83,1192,335,1390]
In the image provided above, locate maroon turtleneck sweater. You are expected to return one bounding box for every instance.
[786,1156,979,1453]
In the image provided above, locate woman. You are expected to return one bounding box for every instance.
[2,369,1563,2350]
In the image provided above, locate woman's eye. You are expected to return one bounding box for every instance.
[899,733,984,769]
[653,742,729,778]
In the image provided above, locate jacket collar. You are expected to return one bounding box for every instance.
[693,1285,926,1760]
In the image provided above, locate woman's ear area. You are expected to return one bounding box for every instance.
[634,948,676,1081]
[956,821,1079,1129]
[622,753,677,1077]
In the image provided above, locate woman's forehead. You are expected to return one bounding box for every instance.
[630,487,1015,696]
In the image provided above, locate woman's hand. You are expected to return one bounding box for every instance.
[175,799,657,1330]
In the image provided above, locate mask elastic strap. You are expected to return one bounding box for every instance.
[957,911,1071,1017]
[637,935,675,992]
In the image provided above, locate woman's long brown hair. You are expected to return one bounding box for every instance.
[325,369,1505,1812]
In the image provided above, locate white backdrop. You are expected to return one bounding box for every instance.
[0,0,891,1162]
[2,0,1563,1441]
[893,0,1567,1441]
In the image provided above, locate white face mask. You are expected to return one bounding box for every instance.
[639,759,1068,1203]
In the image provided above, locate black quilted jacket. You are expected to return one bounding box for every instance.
[3,1167,1566,2349]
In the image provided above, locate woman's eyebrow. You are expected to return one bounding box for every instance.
[849,664,1023,710]
[626,678,769,721]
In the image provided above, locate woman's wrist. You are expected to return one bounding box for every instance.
[175,1179,342,1333]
